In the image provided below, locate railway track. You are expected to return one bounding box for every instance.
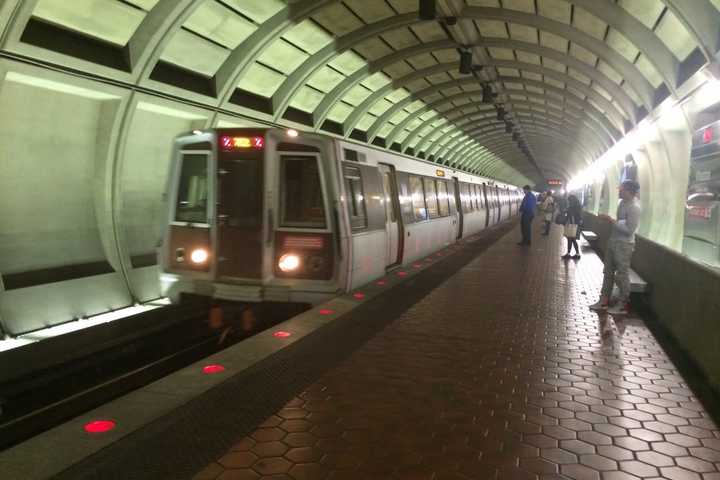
[0,298,308,450]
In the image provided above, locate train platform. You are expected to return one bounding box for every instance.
[4,221,720,480]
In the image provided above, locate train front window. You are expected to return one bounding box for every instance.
[280,155,327,228]
[175,153,208,224]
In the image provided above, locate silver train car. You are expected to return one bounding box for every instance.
[160,128,522,305]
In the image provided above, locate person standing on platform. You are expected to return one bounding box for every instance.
[589,180,641,315]
[562,194,583,259]
[540,190,555,236]
[518,185,537,246]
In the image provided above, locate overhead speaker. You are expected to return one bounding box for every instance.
[459,51,472,74]
[481,84,494,103]
[419,0,436,20]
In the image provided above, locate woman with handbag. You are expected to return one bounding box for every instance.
[562,195,583,259]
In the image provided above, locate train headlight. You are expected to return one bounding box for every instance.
[278,253,301,272]
[190,248,209,264]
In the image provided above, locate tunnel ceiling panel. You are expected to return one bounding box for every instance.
[11,0,720,184]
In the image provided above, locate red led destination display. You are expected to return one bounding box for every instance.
[220,135,264,150]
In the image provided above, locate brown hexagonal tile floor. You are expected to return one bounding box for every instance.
[193,225,720,479]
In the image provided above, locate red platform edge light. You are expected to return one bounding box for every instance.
[273,331,291,338]
[353,292,365,300]
[397,271,408,277]
[202,364,225,374]
[376,280,386,286]
[319,308,335,315]
[413,263,422,268]
[84,420,116,434]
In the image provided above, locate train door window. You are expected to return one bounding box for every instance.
[423,177,440,218]
[280,155,327,228]
[397,174,414,223]
[471,184,480,209]
[436,180,450,217]
[409,175,427,221]
[175,153,208,224]
[460,183,472,212]
[381,170,396,223]
[344,165,368,230]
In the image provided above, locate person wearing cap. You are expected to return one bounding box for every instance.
[589,180,641,315]
[518,185,537,246]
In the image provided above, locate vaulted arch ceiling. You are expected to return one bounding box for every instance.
[4,0,719,186]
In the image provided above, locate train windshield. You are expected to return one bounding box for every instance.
[280,155,326,228]
[175,153,208,224]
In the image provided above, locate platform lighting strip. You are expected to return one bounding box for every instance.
[566,69,720,192]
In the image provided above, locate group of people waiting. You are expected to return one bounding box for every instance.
[518,181,642,316]
[539,190,584,259]
[517,186,584,259]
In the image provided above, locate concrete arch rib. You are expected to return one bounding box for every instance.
[468,129,592,167]
[463,7,669,101]
[489,61,627,128]
[314,40,456,130]
[374,78,615,148]
[565,0,680,88]
[339,42,636,140]
[411,103,605,162]
[339,59,626,142]
[397,90,614,156]
[129,0,199,82]
[436,110,608,159]
[270,13,421,121]
[474,38,642,114]
[455,105,608,154]
[497,76,621,136]
[659,0,720,60]
[215,0,333,104]
[453,114,605,157]
[468,124,595,163]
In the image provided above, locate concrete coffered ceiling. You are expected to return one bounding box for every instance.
[3,0,720,185]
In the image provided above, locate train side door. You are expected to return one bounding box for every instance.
[453,177,463,239]
[215,150,264,279]
[482,184,490,227]
[378,163,403,267]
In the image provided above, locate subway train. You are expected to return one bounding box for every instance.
[160,128,522,305]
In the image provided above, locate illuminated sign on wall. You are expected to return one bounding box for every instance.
[220,135,264,150]
[547,179,563,186]
[703,127,714,144]
[436,170,445,177]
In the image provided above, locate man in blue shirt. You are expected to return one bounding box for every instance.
[518,185,537,246]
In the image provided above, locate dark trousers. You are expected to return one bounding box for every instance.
[520,214,533,244]
[566,237,579,254]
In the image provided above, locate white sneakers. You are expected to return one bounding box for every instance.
[607,302,631,316]
[589,297,631,316]
[589,298,609,311]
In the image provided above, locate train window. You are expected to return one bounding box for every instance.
[436,180,450,217]
[382,171,396,223]
[344,165,367,230]
[460,183,472,212]
[280,155,327,228]
[423,177,439,219]
[175,153,208,224]
[472,184,480,210]
[409,175,427,221]
[396,174,414,223]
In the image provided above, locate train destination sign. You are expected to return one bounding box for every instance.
[220,135,265,150]
[547,179,563,186]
